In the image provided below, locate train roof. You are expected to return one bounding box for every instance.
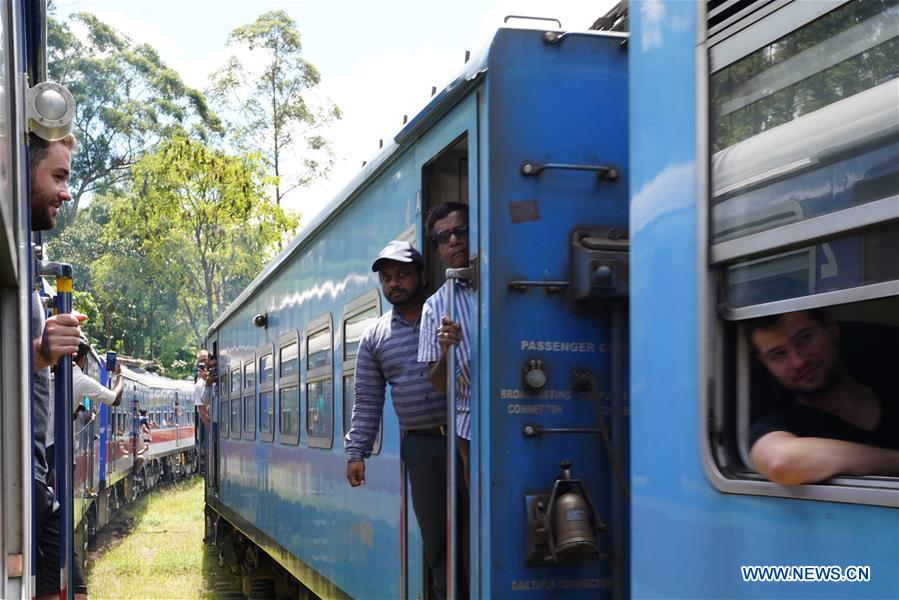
[120,366,194,392]
[209,24,626,334]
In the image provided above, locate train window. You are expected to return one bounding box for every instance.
[229,366,241,438]
[306,314,333,448]
[278,331,301,445]
[342,290,383,453]
[281,339,299,377]
[279,387,300,443]
[705,0,899,506]
[306,379,333,447]
[218,368,228,433]
[243,357,256,439]
[260,353,274,383]
[343,296,379,361]
[259,349,274,442]
[307,326,331,370]
[221,398,230,437]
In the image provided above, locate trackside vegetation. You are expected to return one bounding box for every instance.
[87,477,235,599]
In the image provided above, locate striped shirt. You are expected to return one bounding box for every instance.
[418,279,472,440]
[345,309,447,461]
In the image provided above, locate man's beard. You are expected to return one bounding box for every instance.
[388,287,424,309]
[786,361,839,398]
[31,191,56,231]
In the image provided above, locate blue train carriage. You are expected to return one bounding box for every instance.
[205,21,629,599]
[630,1,898,598]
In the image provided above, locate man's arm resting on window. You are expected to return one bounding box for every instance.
[750,431,899,485]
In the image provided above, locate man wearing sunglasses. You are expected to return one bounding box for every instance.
[418,201,474,483]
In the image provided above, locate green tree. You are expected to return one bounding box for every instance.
[111,135,298,343]
[209,10,341,206]
[47,11,221,231]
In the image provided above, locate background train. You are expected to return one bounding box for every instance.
[71,349,200,577]
[202,1,898,598]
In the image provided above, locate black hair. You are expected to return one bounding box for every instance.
[743,308,830,344]
[426,202,468,246]
[76,340,90,361]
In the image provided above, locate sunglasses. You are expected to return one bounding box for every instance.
[433,224,469,244]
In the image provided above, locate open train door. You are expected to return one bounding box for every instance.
[406,68,482,598]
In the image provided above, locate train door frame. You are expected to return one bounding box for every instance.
[412,90,482,599]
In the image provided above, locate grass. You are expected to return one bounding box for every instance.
[87,476,225,599]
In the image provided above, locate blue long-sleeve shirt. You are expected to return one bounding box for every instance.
[345,309,447,461]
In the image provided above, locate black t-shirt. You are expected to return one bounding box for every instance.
[750,378,899,450]
[32,291,50,484]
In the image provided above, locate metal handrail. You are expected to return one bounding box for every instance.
[42,262,74,600]
[444,266,470,599]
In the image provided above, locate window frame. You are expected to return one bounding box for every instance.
[700,0,899,507]
[258,346,275,443]
[278,330,301,445]
[305,313,334,449]
[341,289,384,454]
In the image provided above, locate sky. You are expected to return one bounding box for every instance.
[54,0,615,225]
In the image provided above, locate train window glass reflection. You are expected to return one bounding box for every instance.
[278,332,301,445]
[230,369,240,395]
[260,354,273,383]
[342,290,383,453]
[725,223,899,308]
[307,327,331,370]
[259,391,273,437]
[259,349,274,442]
[230,397,240,436]
[218,369,227,433]
[306,379,332,447]
[709,0,898,244]
[281,340,299,377]
[243,358,256,438]
[221,399,230,437]
[344,306,377,361]
[306,314,333,448]
[229,366,241,438]
[707,0,899,504]
[279,387,300,443]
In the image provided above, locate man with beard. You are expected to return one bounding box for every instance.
[345,240,467,600]
[748,309,899,485]
[29,132,89,598]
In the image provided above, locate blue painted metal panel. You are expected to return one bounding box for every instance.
[481,29,629,599]
[630,3,899,599]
